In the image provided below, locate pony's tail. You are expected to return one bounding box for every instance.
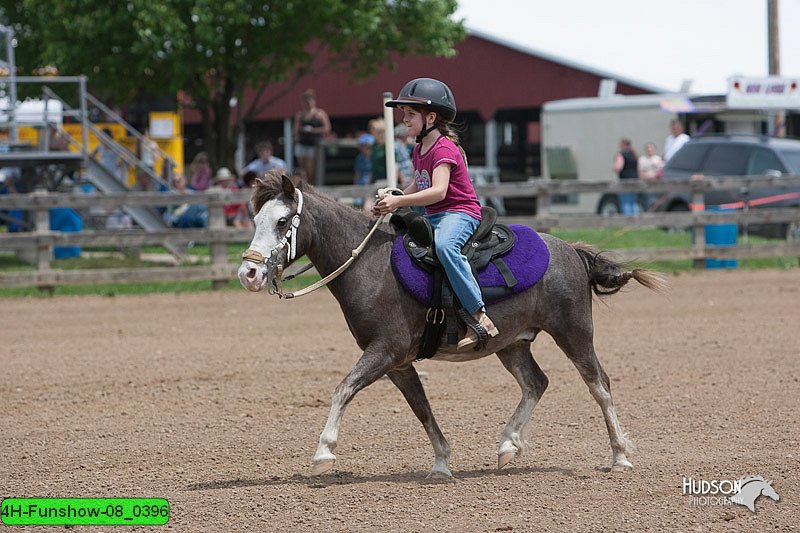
[571,242,668,296]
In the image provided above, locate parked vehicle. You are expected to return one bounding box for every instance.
[654,135,800,240]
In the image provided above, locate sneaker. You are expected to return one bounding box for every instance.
[457,311,499,352]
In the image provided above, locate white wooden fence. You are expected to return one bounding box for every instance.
[1,175,798,289]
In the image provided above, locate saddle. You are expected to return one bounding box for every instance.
[390,206,518,358]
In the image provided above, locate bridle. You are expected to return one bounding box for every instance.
[241,187,401,299]
[242,188,304,265]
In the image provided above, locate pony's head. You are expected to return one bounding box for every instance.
[238,172,308,293]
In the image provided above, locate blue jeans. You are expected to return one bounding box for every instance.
[428,211,483,315]
[618,193,640,215]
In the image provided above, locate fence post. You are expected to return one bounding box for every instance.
[535,184,551,232]
[32,189,54,293]
[208,196,228,290]
[690,177,706,269]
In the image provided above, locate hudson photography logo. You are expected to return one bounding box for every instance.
[683,475,780,512]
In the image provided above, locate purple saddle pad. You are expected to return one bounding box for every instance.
[391,224,550,305]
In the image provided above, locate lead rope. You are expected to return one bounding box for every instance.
[277,187,403,299]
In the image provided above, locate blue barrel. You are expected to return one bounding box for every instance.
[704,206,738,269]
[50,208,83,260]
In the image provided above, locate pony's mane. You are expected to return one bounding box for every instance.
[251,171,310,214]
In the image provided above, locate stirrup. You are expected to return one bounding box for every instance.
[456,309,497,352]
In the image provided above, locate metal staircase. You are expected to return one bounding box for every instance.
[0,76,186,259]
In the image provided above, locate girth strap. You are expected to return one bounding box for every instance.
[417,269,447,360]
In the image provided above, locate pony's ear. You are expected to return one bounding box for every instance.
[281,174,295,196]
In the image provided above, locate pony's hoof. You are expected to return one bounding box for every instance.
[611,461,633,473]
[497,451,516,469]
[426,469,452,480]
[311,459,335,476]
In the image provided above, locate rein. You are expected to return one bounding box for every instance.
[242,187,402,299]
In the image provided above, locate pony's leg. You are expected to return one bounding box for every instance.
[495,341,549,469]
[312,349,396,475]
[386,365,452,479]
[551,331,634,471]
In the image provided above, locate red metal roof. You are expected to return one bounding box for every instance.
[183,32,656,124]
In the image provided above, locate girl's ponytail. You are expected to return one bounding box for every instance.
[437,119,468,166]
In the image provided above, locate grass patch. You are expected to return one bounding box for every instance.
[0,228,795,298]
[550,227,691,249]
[550,227,798,271]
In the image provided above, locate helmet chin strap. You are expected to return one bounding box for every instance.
[415,116,438,143]
[415,124,437,143]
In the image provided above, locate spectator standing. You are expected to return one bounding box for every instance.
[613,138,640,215]
[293,89,331,183]
[637,141,664,211]
[241,140,287,182]
[188,152,212,191]
[664,119,690,162]
[353,133,374,211]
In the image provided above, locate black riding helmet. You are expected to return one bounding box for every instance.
[385,78,457,121]
[385,78,457,142]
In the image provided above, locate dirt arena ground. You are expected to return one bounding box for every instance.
[1,269,798,532]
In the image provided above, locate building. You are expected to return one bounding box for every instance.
[183,29,661,190]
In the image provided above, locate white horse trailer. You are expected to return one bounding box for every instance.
[540,94,679,214]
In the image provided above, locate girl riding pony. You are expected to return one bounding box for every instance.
[373,77,497,351]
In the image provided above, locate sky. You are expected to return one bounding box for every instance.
[454,0,800,94]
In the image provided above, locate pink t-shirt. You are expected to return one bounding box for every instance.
[413,136,481,221]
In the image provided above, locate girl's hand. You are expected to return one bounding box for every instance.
[373,194,402,216]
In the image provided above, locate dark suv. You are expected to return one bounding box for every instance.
[657,135,800,239]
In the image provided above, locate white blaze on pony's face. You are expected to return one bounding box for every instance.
[238,196,292,292]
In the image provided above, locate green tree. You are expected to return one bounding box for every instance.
[0,0,465,168]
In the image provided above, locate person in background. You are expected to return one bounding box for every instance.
[353,133,374,211]
[374,77,498,352]
[93,128,131,228]
[241,170,259,189]
[0,167,24,232]
[293,89,331,183]
[210,167,252,229]
[188,152,212,191]
[637,141,664,211]
[165,173,208,228]
[368,117,387,185]
[394,123,414,188]
[94,128,122,180]
[137,128,158,191]
[369,119,413,190]
[613,137,640,216]
[241,140,287,182]
[664,119,690,162]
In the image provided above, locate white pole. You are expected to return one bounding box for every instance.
[283,118,294,173]
[3,26,18,143]
[383,92,397,189]
[235,126,245,173]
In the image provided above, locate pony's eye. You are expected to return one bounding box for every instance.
[277,217,288,228]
